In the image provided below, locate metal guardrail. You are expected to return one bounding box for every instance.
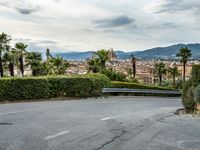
[102,88,182,95]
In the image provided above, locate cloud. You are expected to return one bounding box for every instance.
[147,0,200,14]
[93,14,135,28]
[15,6,40,14]
[0,0,41,14]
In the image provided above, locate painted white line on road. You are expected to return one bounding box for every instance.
[0,109,40,116]
[44,130,69,140]
[101,117,116,121]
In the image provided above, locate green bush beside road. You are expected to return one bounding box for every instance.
[182,65,200,112]
[0,74,111,101]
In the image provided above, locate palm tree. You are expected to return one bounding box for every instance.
[131,54,136,79]
[176,47,192,82]
[94,49,109,69]
[87,58,101,73]
[49,56,69,75]
[2,50,17,76]
[155,62,166,85]
[25,52,42,76]
[168,66,180,86]
[0,32,11,78]
[14,42,28,76]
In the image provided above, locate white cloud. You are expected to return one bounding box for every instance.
[0,0,200,52]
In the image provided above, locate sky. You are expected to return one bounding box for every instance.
[0,0,200,52]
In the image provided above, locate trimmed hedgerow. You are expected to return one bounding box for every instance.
[0,77,50,101]
[0,74,110,101]
[111,81,173,90]
[87,73,111,88]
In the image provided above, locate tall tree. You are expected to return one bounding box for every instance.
[0,32,11,78]
[168,66,180,86]
[155,62,166,85]
[131,54,136,79]
[87,58,101,73]
[2,50,17,76]
[15,42,28,76]
[49,56,69,75]
[93,49,109,69]
[25,52,42,76]
[176,47,192,82]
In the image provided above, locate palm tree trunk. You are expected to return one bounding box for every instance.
[0,51,3,78]
[173,75,175,86]
[159,75,162,85]
[19,56,24,76]
[183,63,186,82]
[9,63,14,76]
[32,69,36,76]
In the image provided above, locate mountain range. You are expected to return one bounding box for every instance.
[52,43,200,60]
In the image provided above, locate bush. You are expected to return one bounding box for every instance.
[191,65,200,87]
[182,65,200,112]
[194,85,200,103]
[87,73,111,88]
[182,79,196,112]
[111,81,173,90]
[0,75,108,101]
[100,69,127,81]
[0,78,50,101]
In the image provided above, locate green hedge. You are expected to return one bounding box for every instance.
[182,64,200,112]
[0,74,110,101]
[111,81,173,90]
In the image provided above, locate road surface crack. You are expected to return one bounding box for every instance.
[94,130,126,150]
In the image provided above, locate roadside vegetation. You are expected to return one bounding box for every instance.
[1,32,199,104]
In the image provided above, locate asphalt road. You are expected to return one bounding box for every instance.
[0,97,200,150]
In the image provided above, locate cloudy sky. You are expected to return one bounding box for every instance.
[0,0,200,52]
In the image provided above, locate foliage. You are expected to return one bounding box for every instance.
[0,78,50,101]
[0,75,108,101]
[25,52,42,76]
[194,85,200,103]
[14,42,28,76]
[191,65,200,87]
[87,58,101,73]
[176,47,192,82]
[154,62,166,85]
[87,73,111,87]
[111,81,173,90]
[48,56,70,75]
[0,32,11,78]
[182,65,200,112]
[100,69,127,81]
[174,79,184,89]
[182,79,196,112]
[2,50,17,76]
[93,49,109,68]
[168,66,180,86]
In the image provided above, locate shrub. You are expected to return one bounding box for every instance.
[0,77,50,101]
[0,75,108,101]
[194,85,200,103]
[111,81,173,90]
[182,79,196,112]
[87,73,111,87]
[100,69,127,81]
[191,65,200,87]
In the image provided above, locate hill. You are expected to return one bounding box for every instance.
[53,43,200,60]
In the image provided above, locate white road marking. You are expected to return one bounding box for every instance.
[101,117,115,121]
[0,109,40,116]
[44,130,69,140]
